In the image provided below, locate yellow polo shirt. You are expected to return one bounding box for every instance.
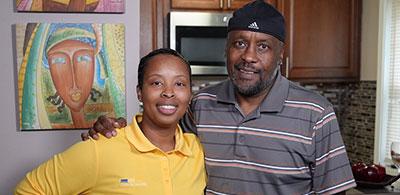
[15,115,206,195]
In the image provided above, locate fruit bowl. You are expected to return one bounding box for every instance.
[355,174,400,188]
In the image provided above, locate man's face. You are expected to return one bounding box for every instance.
[226,30,284,97]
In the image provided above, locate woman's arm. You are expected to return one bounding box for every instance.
[15,140,98,194]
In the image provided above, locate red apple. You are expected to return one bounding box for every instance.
[363,166,379,182]
[352,162,368,180]
[370,164,386,182]
[358,164,386,182]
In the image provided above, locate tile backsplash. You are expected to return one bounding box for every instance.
[301,81,377,163]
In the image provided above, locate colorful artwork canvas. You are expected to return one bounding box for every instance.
[16,0,125,13]
[16,23,126,130]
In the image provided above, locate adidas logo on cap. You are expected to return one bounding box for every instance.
[248,22,259,30]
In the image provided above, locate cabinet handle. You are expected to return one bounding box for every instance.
[285,57,289,77]
[227,0,231,8]
[220,0,223,8]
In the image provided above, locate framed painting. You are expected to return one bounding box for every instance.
[16,0,125,13]
[16,23,126,130]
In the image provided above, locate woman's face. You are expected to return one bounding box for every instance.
[137,54,191,129]
[47,39,95,112]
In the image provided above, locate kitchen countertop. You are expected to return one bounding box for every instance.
[347,165,400,194]
[347,187,400,194]
[347,180,400,194]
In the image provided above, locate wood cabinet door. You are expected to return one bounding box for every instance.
[172,0,276,10]
[281,0,361,82]
[227,0,277,10]
[140,0,170,57]
[227,0,252,10]
[171,0,222,9]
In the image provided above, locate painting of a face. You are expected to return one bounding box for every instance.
[16,0,125,13]
[47,39,95,112]
[43,0,99,12]
[17,23,126,130]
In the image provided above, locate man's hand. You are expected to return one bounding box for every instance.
[81,116,127,141]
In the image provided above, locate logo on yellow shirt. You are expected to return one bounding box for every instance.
[119,178,147,187]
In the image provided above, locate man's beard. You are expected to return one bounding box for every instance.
[231,65,279,97]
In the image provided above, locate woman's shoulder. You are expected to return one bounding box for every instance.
[181,132,203,153]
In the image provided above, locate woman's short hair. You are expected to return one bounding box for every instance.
[137,48,192,89]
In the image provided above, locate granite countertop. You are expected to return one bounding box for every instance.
[347,179,400,195]
[347,164,400,194]
[347,186,400,195]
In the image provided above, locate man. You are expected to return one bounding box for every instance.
[84,1,356,194]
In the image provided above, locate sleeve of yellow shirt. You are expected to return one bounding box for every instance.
[14,139,99,195]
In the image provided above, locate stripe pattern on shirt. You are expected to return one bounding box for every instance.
[189,78,355,195]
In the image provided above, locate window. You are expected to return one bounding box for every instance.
[375,0,400,164]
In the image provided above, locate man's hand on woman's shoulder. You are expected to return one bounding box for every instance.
[81,116,127,141]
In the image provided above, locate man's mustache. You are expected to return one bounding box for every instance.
[234,63,259,73]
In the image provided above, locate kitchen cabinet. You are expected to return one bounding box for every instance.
[171,0,223,10]
[171,0,277,10]
[140,0,170,57]
[280,0,361,82]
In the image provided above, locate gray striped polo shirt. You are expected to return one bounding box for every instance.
[181,74,356,195]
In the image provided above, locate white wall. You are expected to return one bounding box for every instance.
[0,1,140,194]
[361,0,379,81]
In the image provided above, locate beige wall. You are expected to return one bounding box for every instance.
[0,1,140,194]
[361,0,379,81]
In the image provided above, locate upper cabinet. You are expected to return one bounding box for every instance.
[280,0,361,82]
[171,0,277,10]
[171,0,249,10]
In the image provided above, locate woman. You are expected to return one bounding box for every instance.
[15,48,206,194]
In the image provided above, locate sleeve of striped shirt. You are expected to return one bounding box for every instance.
[312,106,356,194]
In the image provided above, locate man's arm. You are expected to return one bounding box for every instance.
[312,106,356,194]
[81,116,127,140]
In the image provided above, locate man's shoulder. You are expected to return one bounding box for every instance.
[286,81,333,109]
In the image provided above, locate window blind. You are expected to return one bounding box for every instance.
[385,0,400,160]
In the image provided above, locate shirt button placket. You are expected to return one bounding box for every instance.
[161,155,173,195]
[234,125,247,158]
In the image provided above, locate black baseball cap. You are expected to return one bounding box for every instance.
[227,0,285,43]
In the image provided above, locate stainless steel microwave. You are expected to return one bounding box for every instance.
[169,11,232,75]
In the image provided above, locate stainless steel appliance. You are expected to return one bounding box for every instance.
[170,11,232,75]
